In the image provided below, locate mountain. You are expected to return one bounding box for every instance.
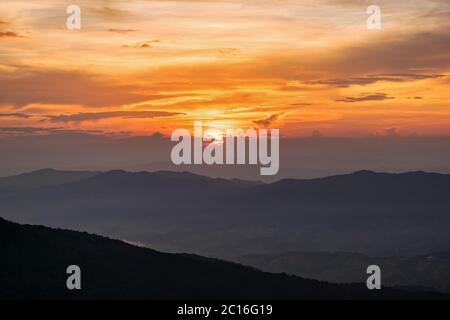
[0,217,446,299]
[0,169,449,258]
[0,168,98,192]
[236,251,450,293]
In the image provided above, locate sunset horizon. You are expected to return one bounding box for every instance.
[1,0,450,305]
[1,0,449,140]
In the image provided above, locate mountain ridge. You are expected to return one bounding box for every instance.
[2,168,450,186]
[1,168,449,258]
[0,217,447,300]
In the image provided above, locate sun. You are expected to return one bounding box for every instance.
[203,128,225,144]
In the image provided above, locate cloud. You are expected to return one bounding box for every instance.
[219,48,239,55]
[108,28,138,34]
[253,113,281,127]
[0,69,160,108]
[337,93,395,103]
[134,31,449,89]
[307,74,445,88]
[291,103,312,107]
[122,40,160,49]
[239,31,450,84]
[406,96,424,100]
[385,127,399,137]
[377,73,445,80]
[311,130,322,138]
[0,21,10,26]
[90,6,132,21]
[0,31,24,38]
[0,126,104,135]
[44,111,185,123]
[0,113,31,118]
[328,32,450,75]
[0,127,44,133]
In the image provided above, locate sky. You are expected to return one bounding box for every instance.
[0,0,449,138]
[0,0,449,178]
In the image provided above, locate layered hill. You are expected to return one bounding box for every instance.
[0,217,445,300]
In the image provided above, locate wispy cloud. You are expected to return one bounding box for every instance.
[0,69,156,108]
[0,126,104,135]
[0,113,31,118]
[0,0,449,137]
[122,40,160,49]
[253,113,281,127]
[337,93,395,103]
[44,111,185,123]
[306,74,445,88]
[108,28,138,34]
[0,31,24,38]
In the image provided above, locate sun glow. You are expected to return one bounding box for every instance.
[0,0,449,138]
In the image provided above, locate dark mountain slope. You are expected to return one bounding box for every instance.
[236,251,450,293]
[0,217,446,300]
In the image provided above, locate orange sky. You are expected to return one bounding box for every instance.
[0,0,449,138]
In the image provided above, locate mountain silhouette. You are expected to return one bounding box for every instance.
[1,169,449,258]
[0,217,446,300]
[237,251,450,293]
[0,168,98,192]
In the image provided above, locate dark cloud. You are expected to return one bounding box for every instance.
[328,32,450,75]
[107,28,137,33]
[246,32,450,84]
[0,127,45,133]
[0,31,24,38]
[44,128,105,135]
[0,126,104,135]
[44,111,184,123]
[291,103,312,106]
[407,96,424,100]
[385,127,399,137]
[149,131,165,139]
[123,40,160,49]
[0,113,31,118]
[253,113,280,127]
[311,130,322,138]
[278,85,310,92]
[306,74,444,88]
[337,93,395,103]
[376,73,445,80]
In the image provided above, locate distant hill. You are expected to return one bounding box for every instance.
[236,251,450,293]
[0,169,449,258]
[0,168,98,192]
[0,217,446,300]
